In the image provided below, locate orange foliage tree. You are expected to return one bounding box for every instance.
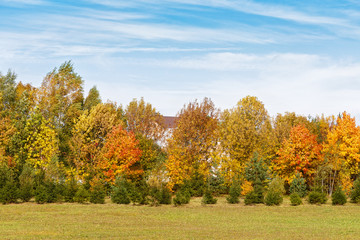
[101,125,142,182]
[272,124,323,184]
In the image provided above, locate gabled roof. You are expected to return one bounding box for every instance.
[163,116,178,129]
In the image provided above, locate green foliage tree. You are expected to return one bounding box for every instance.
[226,180,241,204]
[290,192,302,206]
[265,177,285,206]
[63,177,79,203]
[84,86,101,111]
[331,187,347,205]
[90,182,106,204]
[0,179,19,204]
[202,187,217,205]
[74,185,90,204]
[173,186,191,206]
[308,191,327,205]
[18,164,35,202]
[111,178,131,205]
[244,153,269,185]
[289,173,307,198]
[244,178,264,205]
[350,178,360,203]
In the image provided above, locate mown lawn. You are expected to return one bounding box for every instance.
[1,197,360,239]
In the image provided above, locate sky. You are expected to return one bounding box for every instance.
[1,0,360,119]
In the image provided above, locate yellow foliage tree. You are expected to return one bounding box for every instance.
[166,98,219,190]
[219,96,274,183]
[322,112,360,194]
[126,97,165,142]
[23,112,59,171]
[69,103,120,180]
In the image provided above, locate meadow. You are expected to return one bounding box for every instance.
[1,197,360,240]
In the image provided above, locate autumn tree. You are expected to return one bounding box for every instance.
[37,61,84,127]
[69,103,121,180]
[23,111,59,171]
[273,112,311,147]
[125,97,165,142]
[0,70,17,116]
[84,86,101,111]
[37,61,84,163]
[322,112,360,194]
[100,125,142,182]
[272,124,323,185]
[7,82,38,172]
[125,98,166,176]
[219,96,274,183]
[166,98,219,190]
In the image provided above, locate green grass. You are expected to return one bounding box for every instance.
[1,197,360,239]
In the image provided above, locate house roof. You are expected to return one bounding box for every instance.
[163,116,177,129]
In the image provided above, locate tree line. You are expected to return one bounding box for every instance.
[1,61,360,206]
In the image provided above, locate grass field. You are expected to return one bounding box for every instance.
[1,197,360,239]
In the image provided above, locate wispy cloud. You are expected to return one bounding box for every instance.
[0,0,46,5]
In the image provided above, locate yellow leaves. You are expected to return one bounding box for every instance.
[126,98,165,142]
[219,96,272,184]
[322,112,360,175]
[24,113,59,171]
[241,180,253,196]
[166,98,219,190]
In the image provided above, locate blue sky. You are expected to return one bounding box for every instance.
[1,0,360,118]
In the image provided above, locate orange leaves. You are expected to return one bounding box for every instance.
[101,124,142,182]
[322,112,360,174]
[272,124,323,184]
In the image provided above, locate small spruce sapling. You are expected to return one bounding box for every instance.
[290,192,302,206]
[332,187,347,205]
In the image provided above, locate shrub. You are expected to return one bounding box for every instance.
[43,181,62,203]
[244,191,258,205]
[208,173,228,195]
[159,186,172,205]
[148,186,162,206]
[35,185,48,204]
[188,170,206,197]
[112,186,131,205]
[173,189,191,206]
[268,177,285,195]
[265,191,283,206]
[129,180,149,205]
[63,178,78,203]
[290,192,302,206]
[202,188,217,205]
[19,183,33,202]
[19,164,35,202]
[332,187,347,205]
[244,178,264,205]
[226,181,241,204]
[0,180,19,204]
[148,185,172,206]
[289,174,307,198]
[90,183,106,204]
[350,178,360,203]
[308,191,327,204]
[74,185,90,204]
